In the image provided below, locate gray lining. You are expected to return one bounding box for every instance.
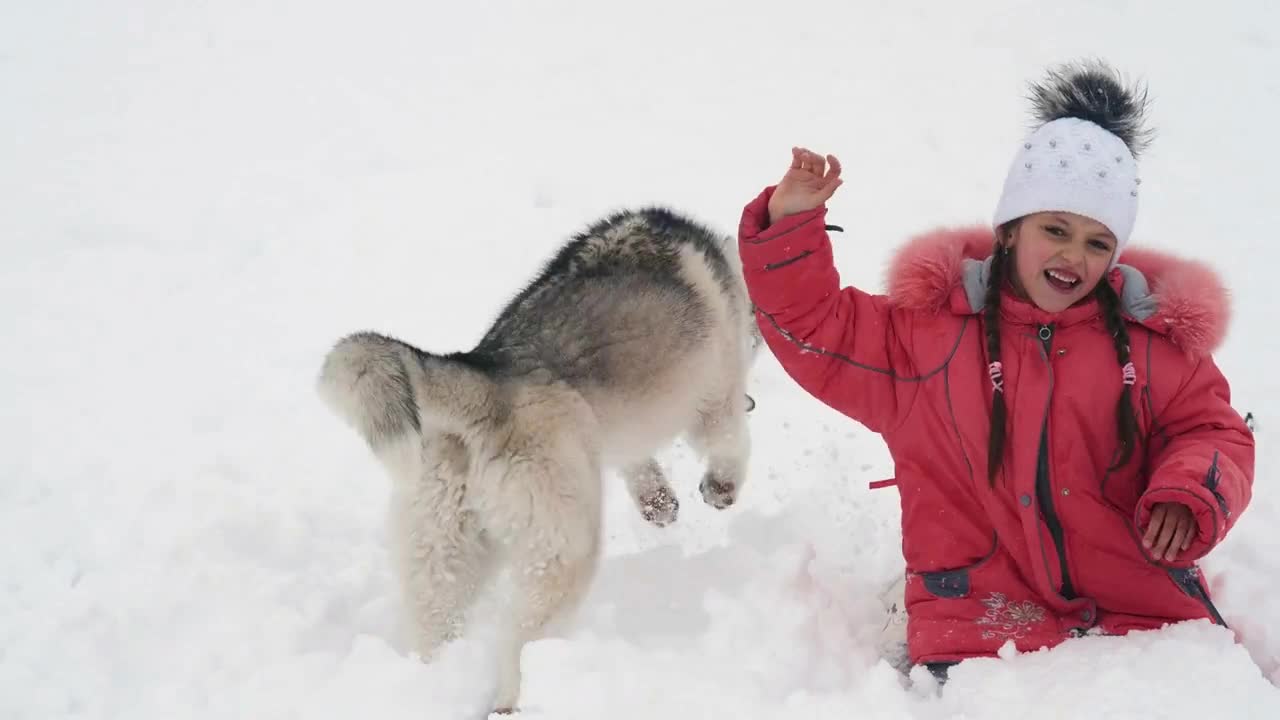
[1114,264,1158,320]
[961,257,991,312]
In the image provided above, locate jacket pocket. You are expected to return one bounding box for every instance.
[921,568,971,598]
[913,533,997,600]
[764,250,813,271]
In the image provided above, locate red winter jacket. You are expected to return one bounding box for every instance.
[737,185,1255,665]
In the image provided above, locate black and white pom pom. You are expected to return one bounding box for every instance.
[1026,59,1155,158]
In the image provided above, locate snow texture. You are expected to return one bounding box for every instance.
[2,1,1279,718]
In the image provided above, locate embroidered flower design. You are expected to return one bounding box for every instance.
[974,592,1047,641]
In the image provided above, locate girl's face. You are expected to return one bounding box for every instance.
[1006,211,1117,313]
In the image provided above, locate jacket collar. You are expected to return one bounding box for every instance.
[884,225,1230,356]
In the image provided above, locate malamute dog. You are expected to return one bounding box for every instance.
[316,207,760,713]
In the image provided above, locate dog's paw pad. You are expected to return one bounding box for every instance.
[639,486,679,527]
[699,477,737,510]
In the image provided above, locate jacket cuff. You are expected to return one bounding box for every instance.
[738,185,831,270]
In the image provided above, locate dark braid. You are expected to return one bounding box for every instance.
[1094,279,1141,468]
[984,236,1011,487]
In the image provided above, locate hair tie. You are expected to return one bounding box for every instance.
[989,361,1005,393]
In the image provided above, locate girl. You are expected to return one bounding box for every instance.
[736,61,1255,680]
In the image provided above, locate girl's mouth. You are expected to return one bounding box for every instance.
[1044,268,1081,292]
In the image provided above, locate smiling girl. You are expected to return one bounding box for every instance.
[736,60,1255,680]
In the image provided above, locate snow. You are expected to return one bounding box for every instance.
[3,1,1279,718]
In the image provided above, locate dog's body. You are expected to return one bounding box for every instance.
[317,207,760,712]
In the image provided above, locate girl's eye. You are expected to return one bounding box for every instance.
[1088,239,1112,252]
[1043,225,1067,237]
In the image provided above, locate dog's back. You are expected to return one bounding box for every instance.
[467,207,756,463]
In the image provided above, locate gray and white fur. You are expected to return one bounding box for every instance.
[1026,58,1154,155]
[316,207,761,713]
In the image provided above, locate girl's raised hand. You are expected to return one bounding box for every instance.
[767,147,843,225]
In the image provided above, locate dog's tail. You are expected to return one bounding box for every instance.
[716,229,764,357]
[317,331,498,450]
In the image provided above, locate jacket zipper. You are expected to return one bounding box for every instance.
[1203,451,1230,519]
[1035,323,1077,599]
[1168,567,1229,627]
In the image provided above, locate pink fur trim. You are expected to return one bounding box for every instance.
[884,225,994,314]
[1121,247,1231,356]
[884,225,1230,355]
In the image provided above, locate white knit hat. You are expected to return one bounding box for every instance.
[993,118,1140,255]
[992,61,1153,266]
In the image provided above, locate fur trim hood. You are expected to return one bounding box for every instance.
[884,225,1230,356]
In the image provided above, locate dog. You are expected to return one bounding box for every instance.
[316,206,761,713]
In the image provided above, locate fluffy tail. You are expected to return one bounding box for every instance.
[317,331,497,450]
[718,230,764,357]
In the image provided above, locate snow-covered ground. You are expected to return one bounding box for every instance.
[3,1,1279,718]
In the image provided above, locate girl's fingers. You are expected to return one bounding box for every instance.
[795,147,812,172]
[794,148,830,177]
[1166,521,1191,561]
[784,148,840,199]
[815,177,843,204]
[1142,506,1167,548]
[810,151,826,178]
[821,155,843,194]
[1153,514,1180,559]
[826,154,842,180]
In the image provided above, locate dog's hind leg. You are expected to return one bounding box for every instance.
[387,437,495,663]
[391,498,494,662]
[492,518,601,713]
[488,441,603,713]
[621,458,679,526]
[689,387,751,510]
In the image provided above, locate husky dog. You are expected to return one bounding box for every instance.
[316,207,760,713]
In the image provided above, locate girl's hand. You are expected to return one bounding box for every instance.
[1143,502,1196,562]
[767,147,843,225]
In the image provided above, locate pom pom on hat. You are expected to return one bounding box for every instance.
[1027,60,1154,157]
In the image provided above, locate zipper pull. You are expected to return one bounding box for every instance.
[1037,324,1054,351]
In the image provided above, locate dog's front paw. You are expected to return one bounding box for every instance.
[638,485,680,527]
[699,473,737,510]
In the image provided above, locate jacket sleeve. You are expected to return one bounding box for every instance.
[737,185,917,433]
[1136,353,1255,563]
